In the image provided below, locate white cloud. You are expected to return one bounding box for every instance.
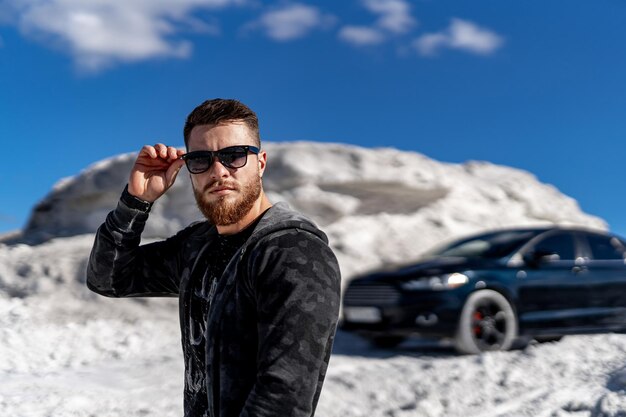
[362,0,415,34]
[0,0,507,69]
[3,0,241,71]
[247,3,335,42]
[338,26,386,46]
[338,0,415,47]
[414,32,448,56]
[414,18,504,56]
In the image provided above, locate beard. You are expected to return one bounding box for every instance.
[193,174,262,226]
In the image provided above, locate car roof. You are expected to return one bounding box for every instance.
[440,226,624,254]
[464,225,614,237]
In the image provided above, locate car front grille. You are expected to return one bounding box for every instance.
[344,282,401,306]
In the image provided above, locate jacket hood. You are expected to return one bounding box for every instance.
[242,201,328,253]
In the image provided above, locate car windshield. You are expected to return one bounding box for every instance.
[426,230,541,259]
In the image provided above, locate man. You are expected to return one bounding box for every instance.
[86,99,341,417]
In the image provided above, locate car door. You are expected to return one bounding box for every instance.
[515,231,591,332]
[576,232,626,330]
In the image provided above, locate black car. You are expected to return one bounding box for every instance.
[342,226,626,353]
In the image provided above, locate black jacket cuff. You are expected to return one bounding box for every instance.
[121,184,153,213]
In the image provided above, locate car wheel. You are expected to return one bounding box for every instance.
[370,336,406,349]
[454,289,518,354]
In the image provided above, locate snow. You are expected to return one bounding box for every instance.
[1,141,623,416]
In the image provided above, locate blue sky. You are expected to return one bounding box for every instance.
[1,0,625,236]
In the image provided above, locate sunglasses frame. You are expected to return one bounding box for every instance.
[182,145,260,174]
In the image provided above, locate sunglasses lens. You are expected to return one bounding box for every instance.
[219,149,248,168]
[185,156,211,174]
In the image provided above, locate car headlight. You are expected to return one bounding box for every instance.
[401,272,469,291]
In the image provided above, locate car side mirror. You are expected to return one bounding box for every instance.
[523,249,559,268]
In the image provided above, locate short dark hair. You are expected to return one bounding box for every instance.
[183,98,260,149]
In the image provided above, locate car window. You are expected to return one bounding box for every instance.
[430,230,539,259]
[530,233,576,261]
[585,234,626,260]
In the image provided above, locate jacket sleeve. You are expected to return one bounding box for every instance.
[86,186,191,298]
[241,229,341,417]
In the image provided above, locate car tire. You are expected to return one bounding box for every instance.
[370,336,406,349]
[454,289,518,354]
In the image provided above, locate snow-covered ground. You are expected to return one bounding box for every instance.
[2,142,624,417]
[4,280,626,417]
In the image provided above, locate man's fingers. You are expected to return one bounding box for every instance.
[166,158,186,186]
[141,145,158,159]
[130,144,183,202]
[151,144,182,160]
[153,143,168,159]
[139,144,183,162]
[167,146,179,160]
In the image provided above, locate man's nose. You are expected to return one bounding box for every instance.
[207,157,230,178]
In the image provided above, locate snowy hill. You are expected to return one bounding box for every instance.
[19,141,605,278]
[2,141,623,417]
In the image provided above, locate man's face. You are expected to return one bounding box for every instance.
[187,121,266,226]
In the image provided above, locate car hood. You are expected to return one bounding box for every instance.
[357,256,498,282]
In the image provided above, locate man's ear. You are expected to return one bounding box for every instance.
[258,150,267,178]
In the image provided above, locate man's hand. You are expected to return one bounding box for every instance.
[128,144,186,202]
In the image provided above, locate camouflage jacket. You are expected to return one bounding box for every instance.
[86,188,342,417]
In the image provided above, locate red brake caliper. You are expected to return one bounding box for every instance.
[473,311,483,335]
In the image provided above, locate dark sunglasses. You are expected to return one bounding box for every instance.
[181,145,260,174]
